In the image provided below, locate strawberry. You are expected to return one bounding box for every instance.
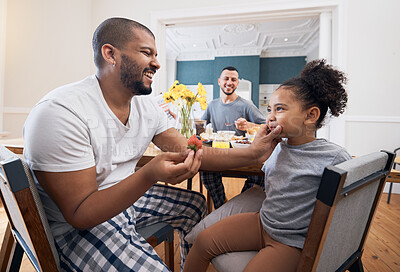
[187,135,203,152]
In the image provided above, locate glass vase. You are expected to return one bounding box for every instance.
[176,105,195,139]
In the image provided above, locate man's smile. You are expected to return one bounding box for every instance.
[144,70,154,79]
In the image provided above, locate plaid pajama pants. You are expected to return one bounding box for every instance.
[200,172,265,209]
[54,184,207,272]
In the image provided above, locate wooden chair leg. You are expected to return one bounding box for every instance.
[0,223,15,271]
[138,223,175,271]
[187,178,192,190]
[387,182,393,204]
[9,242,24,272]
[164,240,174,271]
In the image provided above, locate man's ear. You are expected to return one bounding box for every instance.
[101,44,116,66]
[304,106,320,125]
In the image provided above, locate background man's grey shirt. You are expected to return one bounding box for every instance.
[201,96,265,136]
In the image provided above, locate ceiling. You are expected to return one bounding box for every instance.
[166,16,320,61]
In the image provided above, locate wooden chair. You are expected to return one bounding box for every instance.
[297,151,393,271]
[386,147,400,203]
[136,222,174,270]
[0,146,60,271]
[187,151,394,272]
[0,144,175,271]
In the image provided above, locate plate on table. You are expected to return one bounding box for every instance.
[200,132,216,142]
[217,130,235,140]
[230,140,252,148]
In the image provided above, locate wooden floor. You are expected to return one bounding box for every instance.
[1,174,399,271]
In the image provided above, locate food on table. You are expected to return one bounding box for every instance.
[232,135,244,141]
[234,140,252,145]
[195,120,206,135]
[187,135,203,152]
[247,125,261,135]
[200,131,245,142]
[212,135,230,148]
[200,132,216,141]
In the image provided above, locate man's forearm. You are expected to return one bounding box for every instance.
[67,170,156,230]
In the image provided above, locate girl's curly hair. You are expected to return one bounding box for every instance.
[279,59,348,129]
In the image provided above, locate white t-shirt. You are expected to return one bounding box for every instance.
[23,75,172,236]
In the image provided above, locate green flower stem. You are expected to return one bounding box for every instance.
[179,104,194,139]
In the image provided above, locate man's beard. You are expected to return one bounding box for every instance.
[221,87,236,96]
[120,54,152,95]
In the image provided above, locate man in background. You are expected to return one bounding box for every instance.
[201,66,266,209]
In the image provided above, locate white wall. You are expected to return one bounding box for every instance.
[2,0,400,192]
[306,44,319,63]
[344,0,400,192]
[2,0,92,138]
[345,0,400,155]
[166,58,177,92]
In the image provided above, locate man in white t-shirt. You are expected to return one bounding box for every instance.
[23,18,281,272]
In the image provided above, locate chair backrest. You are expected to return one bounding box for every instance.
[0,144,60,271]
[298,151,394,272]
[393,147,400,169]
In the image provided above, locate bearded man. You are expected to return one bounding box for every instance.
[23,18,281,271]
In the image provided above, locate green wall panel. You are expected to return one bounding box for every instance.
[176,60,214,85]
[260,56,306,84]
[176,56,306,107]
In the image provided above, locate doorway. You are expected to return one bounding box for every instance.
[150,0,347,145]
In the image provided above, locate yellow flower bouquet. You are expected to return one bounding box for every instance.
[163,80,207,138]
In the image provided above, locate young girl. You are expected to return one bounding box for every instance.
[183,59,352,272]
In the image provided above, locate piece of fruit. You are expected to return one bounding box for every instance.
[187,135,203,152]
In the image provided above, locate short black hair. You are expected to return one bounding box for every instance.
[221,66,239,74]
[92,17,154,68]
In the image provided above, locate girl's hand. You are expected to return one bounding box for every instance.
[249,125,282,163]
[141,149,203,185]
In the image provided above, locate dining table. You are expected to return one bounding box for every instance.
[0,139,263,172]
[0,138,263,190]
[0,138,24,154]
[0,138,263,214]
[2,138,399,212]
[2,138,399,179]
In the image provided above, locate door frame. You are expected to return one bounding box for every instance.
[0,0,7,131]
[151,0,348,145]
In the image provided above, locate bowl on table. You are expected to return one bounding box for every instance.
[200,132,216,142]
[217,130,236,140]
[230,139,252,148]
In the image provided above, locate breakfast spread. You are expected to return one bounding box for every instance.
[200,132,245,142]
